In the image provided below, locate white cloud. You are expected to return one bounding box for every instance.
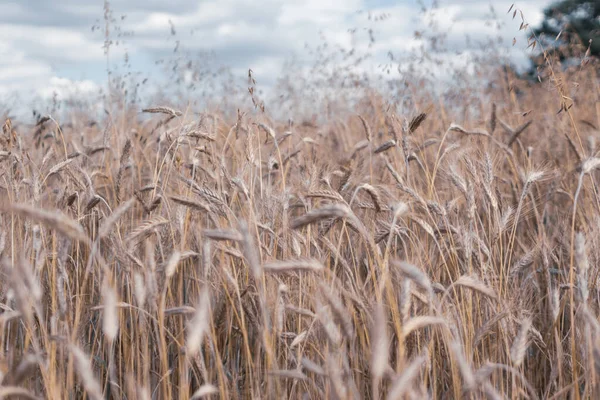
[0,0,557,115]
[278,0,362,25]
[0,24,104,63]
[37,77,100,101]
[0,42,51,96]
[0,46,51,82]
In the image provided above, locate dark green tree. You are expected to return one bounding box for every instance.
[534,0,600,58]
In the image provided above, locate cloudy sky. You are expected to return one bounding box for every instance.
[1,0,554,109]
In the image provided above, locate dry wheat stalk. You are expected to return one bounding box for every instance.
[290,204,350,230]
[102,277,119,341]
[408,113,427,133]
[386,351,428,400]
[510,317,532,367]
[2,203,89,245]
[142,106,182,117]
[268,369,308,380]
[126,216,169,244]
[374,139,397,154]
[0,386,42,400]
[447,275,498,300]
[402,316,447,338]
[115,139,132,204]
[489,104,497,134]
[319,284,354,341]
[170,195,212,213]
[301,358,326,376]
[190,384,219,399]
[263,258,324,274]
[186,287,211,356]
[202,229,243,242]
[98,197,136,239]
[358,115,372,142]
[371,303,389,388]
[69,345,104,400]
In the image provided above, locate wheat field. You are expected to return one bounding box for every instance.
[1,5,600,400]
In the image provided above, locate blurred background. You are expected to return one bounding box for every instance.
[1,0,597,119]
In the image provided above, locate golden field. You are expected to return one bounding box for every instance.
[1,5,600,399]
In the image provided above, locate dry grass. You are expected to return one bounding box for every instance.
[1,7,600,400]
